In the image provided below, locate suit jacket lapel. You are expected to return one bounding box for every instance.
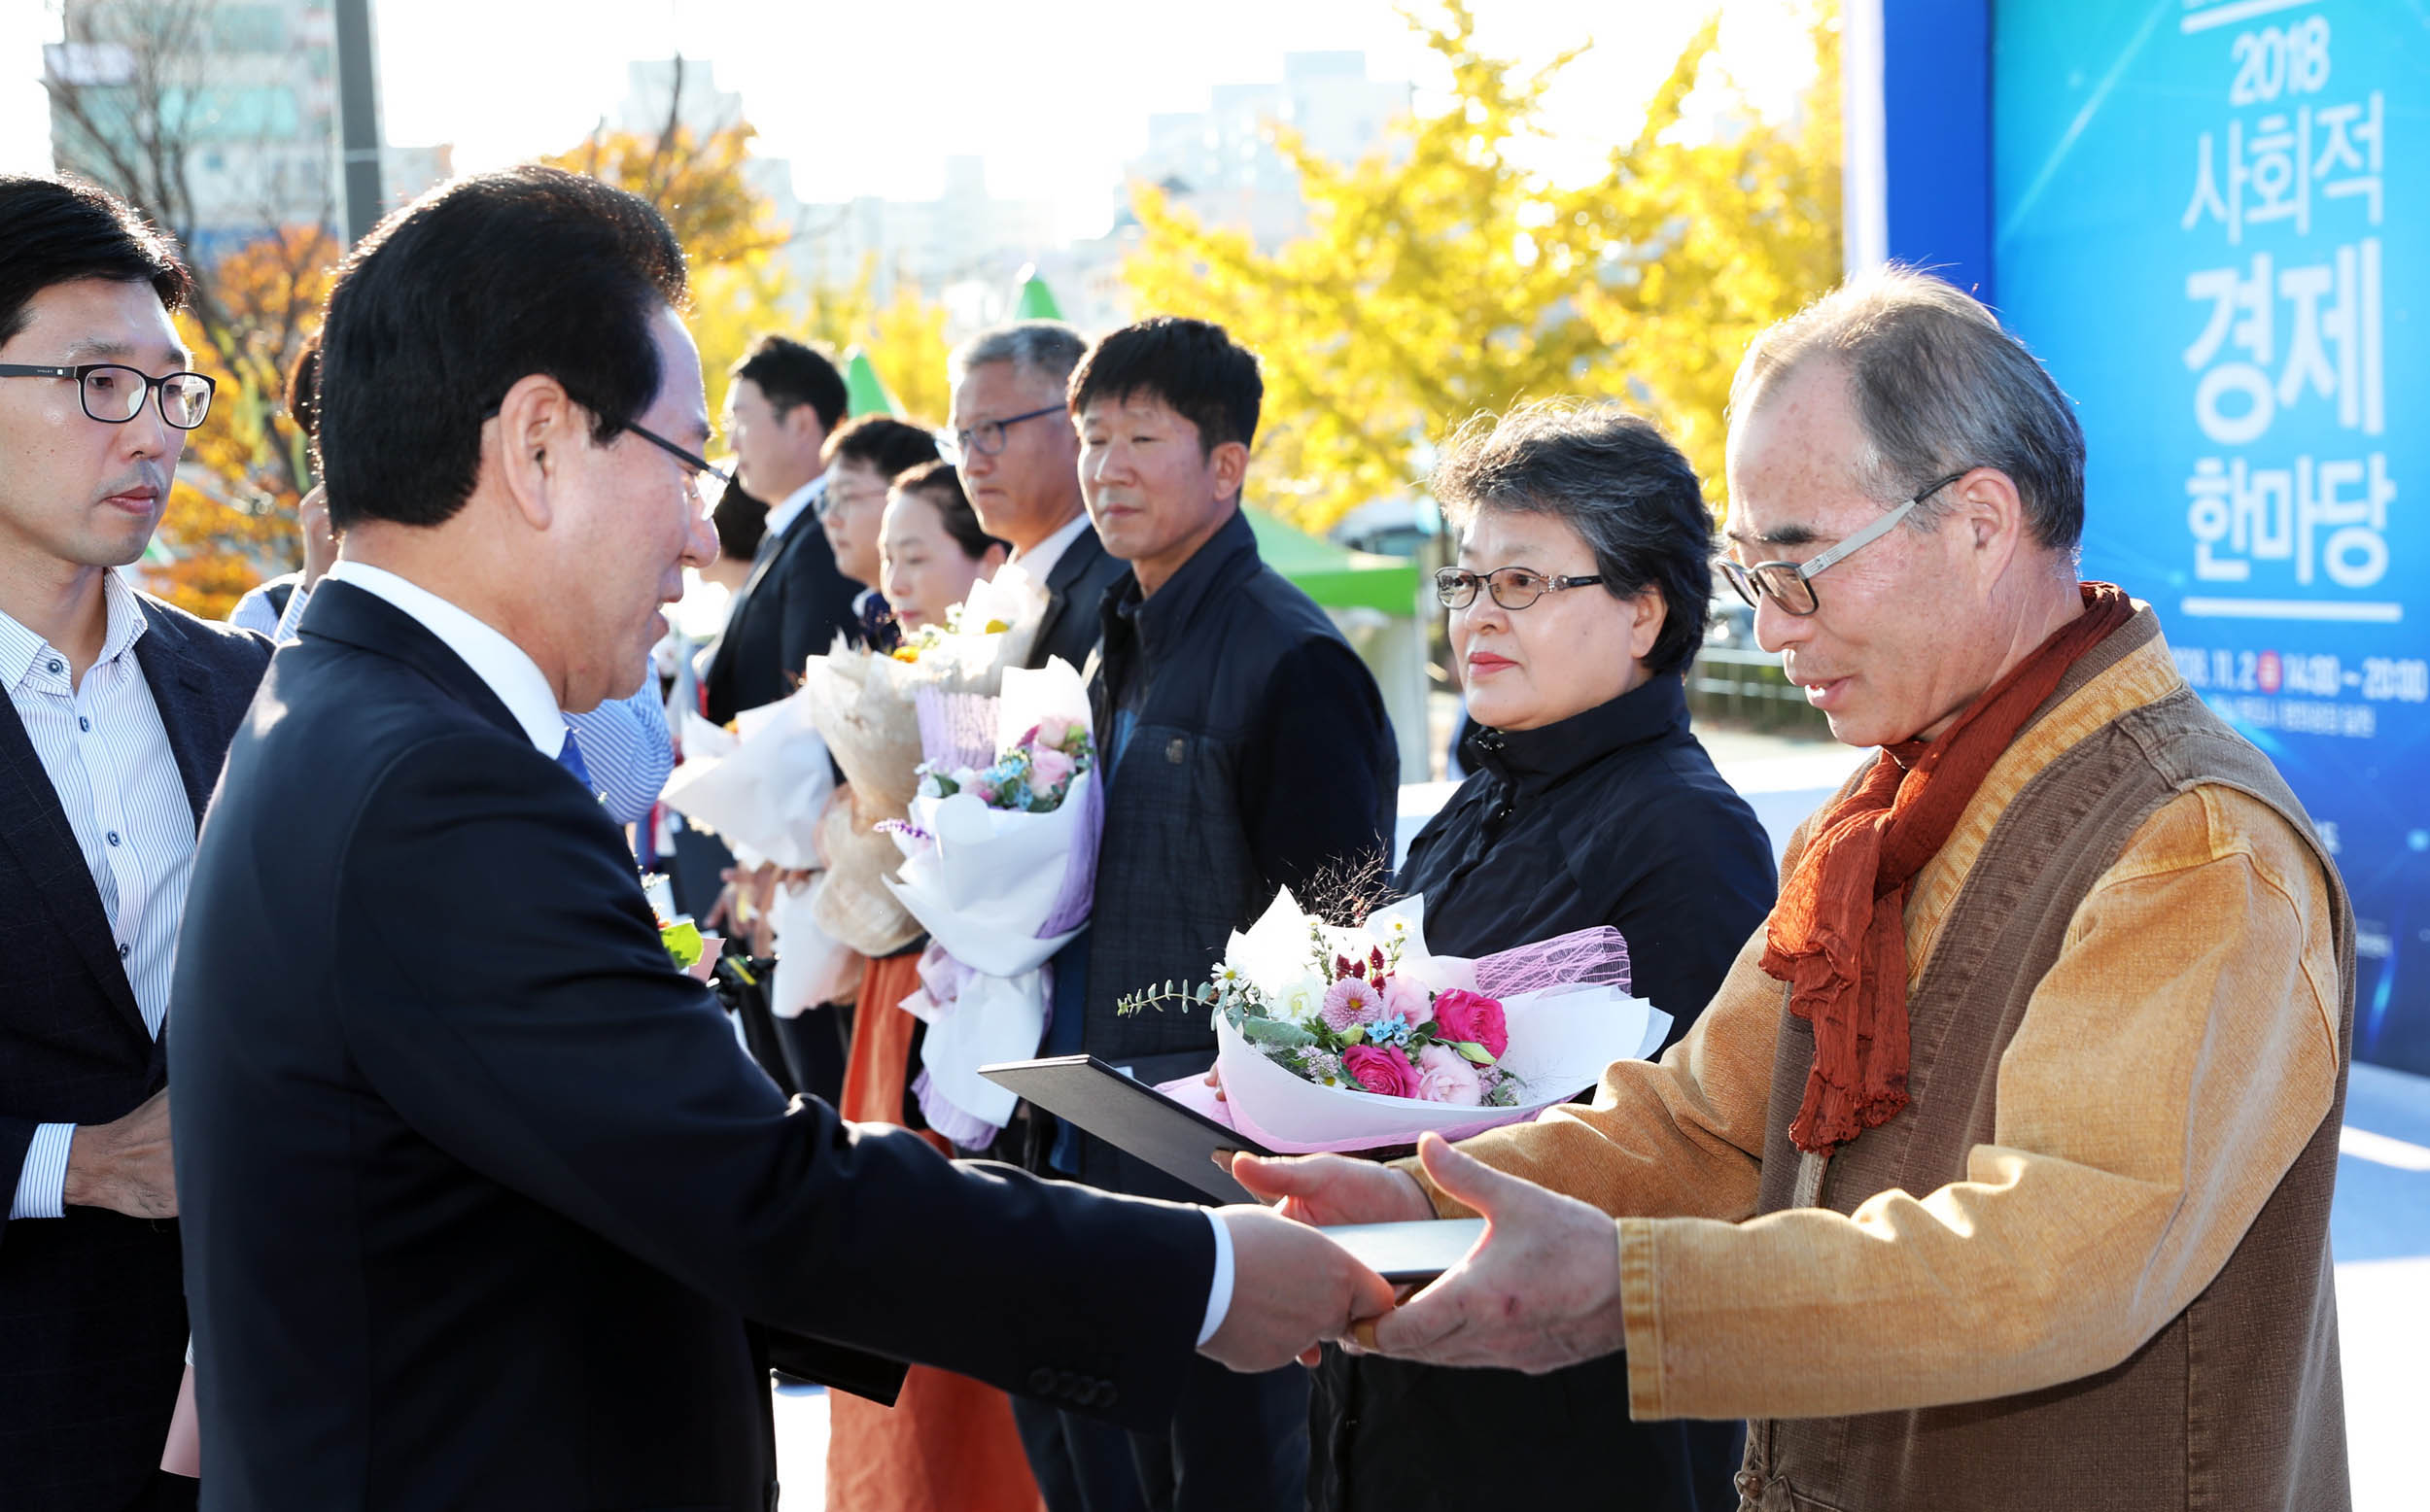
[708,517,817,688]
[0,672,149,1038]
[1031,527,1103,666]
[132,605,224,825]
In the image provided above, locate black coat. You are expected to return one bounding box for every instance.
[1309,673,1778,1512]
[699,506,862,724]
[0,598,269,1512]
[1046,508,1398,1198]
[170,581,1216,1511]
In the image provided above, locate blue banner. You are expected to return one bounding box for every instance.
[1995,0,2429,1073]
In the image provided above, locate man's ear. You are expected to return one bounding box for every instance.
[1210,439,1251,503]
[490,372,580,532]
[1952,466,2028,591]
[1626,584,1668,663]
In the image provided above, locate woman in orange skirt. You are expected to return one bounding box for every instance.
[824,949,1046,1512]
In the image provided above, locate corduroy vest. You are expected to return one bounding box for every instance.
[1737,618,2355,1512]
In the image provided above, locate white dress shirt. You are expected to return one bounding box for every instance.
[322,562,564,755]
[280,572,672,821]
[761,473,827,544]
[288,564,1242,1345]
[6,569,196,1220]
[1012,510,1092,582]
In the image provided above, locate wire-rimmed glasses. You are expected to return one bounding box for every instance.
[1434,566,1607,611]
[1716,471,1971,617]
[0,362,217,429]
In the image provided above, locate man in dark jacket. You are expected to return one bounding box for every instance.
[0,173,272,1512]
[1032,317,1400,1512]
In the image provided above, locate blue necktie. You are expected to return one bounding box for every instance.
[556,730,595,790]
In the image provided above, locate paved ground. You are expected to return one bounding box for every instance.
[779,729,2430,1508]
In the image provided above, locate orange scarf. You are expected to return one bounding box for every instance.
[1762,583,2136,1155]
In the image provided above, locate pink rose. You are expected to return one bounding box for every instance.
[1415,1044,1484,1106]
[1034,714,1072,750]
[1028,745,1075,794]
[1342,1044,1420,1099]
[1430,988,1509,1058]
[1380,974,1431,1025]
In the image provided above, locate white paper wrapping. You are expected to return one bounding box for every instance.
[659,694,833,871]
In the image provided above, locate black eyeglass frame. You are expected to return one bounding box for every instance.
[1717,470,1973,618]
[0,362,218,430]
[1434,565,1608,611]
[945,403,1064,461]
[619,418,731,494]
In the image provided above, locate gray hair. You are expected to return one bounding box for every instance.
[1731,265,2086,551]
[1433,398,1714,677]
[948,320,1087,393]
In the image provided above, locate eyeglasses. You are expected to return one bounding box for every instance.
[942,403,1063,462]
[1434,566,1607,611]
[1717,471,1971,617]
[619,419,730,501]
[0,362,216,429]
[814,479,888,523]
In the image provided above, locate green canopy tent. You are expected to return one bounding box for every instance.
[843,348,901,418]
[1014,265,1064,322]
[1244,507,1432,780]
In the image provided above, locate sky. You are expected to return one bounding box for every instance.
[2,1,1819,241]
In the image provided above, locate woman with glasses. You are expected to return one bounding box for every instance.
[1305,401,1775,1512]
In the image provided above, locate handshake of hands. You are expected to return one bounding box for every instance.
[1195,1133,1632,1377]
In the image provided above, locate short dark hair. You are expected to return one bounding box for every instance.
[1068,316,1261,456]
[285,329,321,438]
[890,459,1007,562]
[732,334,847,432]
[1433,399,1715,678]
[711,474,766,562]
[821,413,937,479]
[0,173,191,346]
[316,166,685,531]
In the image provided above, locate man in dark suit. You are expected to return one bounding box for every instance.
[0,175,272,1512]
[697,334,861,726]
[169,167,1389,1512]
[947,322,1129,675]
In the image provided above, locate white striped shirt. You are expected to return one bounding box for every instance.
[6,569,195,1220]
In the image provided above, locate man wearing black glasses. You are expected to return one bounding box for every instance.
[169,168,1389,1512]
[0,174,272,1512]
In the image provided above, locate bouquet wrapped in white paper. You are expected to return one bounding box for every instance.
[794,570,1046,958]
[1142,891,1670,1154]
[884,658,1100,1146]
[658,695,832,872]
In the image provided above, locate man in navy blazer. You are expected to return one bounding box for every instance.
[0,174,273,1512]
[169,167,1389,1511]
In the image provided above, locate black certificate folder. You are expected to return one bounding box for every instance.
[979,1054,1273,1204]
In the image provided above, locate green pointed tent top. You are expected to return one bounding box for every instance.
[1014,265,1064,323]
[843,348,900,418]
[1244,507,1419,616]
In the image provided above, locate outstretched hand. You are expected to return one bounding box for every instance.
[1355,1133,1629,1374]
[1200,1204,1398,1373]
[1226,1150,1435,1229]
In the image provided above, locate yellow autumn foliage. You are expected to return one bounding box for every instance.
[1121,0,1842,533]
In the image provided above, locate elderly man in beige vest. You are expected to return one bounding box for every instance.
[1242,266,2353,1512]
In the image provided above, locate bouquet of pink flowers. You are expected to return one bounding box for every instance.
[882,660,1101,1146]
[1133,889,1671,1153]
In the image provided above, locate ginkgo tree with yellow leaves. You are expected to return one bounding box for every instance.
[1122,0,1842,533]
